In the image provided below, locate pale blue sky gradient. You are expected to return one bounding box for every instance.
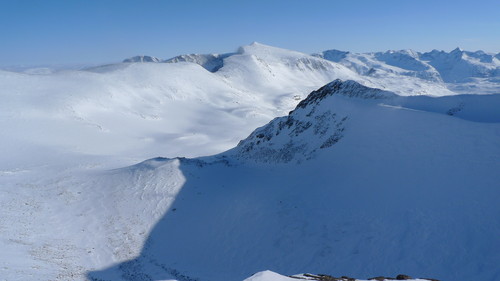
[1,0,499,65]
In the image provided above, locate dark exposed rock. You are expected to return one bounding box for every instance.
[293,79,395,113]
[291,273,436,281]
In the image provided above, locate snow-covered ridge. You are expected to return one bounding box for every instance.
[314,47,499,84]
[164,53,235,72]
[7,42,495,97]
[227,79,500,163]
[123,55,162,63]
[227,79,390,163]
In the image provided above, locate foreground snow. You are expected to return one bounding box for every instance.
[244,271,437,281]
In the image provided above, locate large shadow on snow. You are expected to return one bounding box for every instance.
[86,148,500,281]
[89,154,373,281]
[87,90,500,281]
[86,155,334,281]
[86,156,301,281]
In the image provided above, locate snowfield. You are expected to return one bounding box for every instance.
[0,43,499,281]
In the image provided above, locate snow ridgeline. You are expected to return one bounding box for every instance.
[313,47,499,84]
[120,43,499,94]
[225,80,389,163]
[226,79,500,163]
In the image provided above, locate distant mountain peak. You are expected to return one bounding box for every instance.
[123,55,161,63]
[164,53,235,72]
[312,49,350,62]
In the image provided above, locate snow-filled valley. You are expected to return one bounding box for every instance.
[0,43,499,281]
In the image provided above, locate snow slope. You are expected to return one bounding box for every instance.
[86,80,500,281]
[0,43,364,167]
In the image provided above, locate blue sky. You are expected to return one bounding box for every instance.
[1,0,499,65]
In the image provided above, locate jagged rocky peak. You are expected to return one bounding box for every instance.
[164,53,235,72]
[227,80,394,164]
[420,47,464,61]
[123,55,161,63]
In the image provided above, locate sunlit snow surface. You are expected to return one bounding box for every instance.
[0,43,499,281]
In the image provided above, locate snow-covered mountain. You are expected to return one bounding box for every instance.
[164,53,235,72]
[314,47,500,94]
[0,43,499,281]
[123,55,162,63]
[0,43,358,166]
[314,49,443,83]
[420,48,498,82]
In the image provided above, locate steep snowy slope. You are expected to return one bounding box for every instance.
[86,80,500,281]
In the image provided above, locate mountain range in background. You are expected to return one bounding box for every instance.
[121,43,499,84]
